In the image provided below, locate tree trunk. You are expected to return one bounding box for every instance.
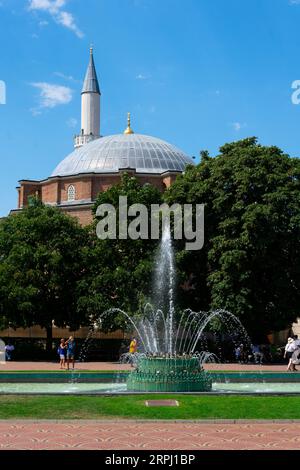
[46,325,53,353]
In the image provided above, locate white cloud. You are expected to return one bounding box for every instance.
[31,82,73,110]
[56,10,83,38]
[54,71,78,82]
[30,107,42,116]
[136,73,149,80]
[28,0,83,38]
[66,117,77,128]
[28,0,66,14]
[231,122,247,132]
[289,0,300,4]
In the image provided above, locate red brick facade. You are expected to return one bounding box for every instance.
[16,171,180,226]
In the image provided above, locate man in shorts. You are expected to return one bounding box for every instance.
[66,336,76,370]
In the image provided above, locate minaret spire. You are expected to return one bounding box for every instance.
[74,47,101,148]
[82,46,100,95]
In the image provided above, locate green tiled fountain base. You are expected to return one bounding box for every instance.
[126,357,212,392]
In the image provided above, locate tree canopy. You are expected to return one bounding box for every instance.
[165,137,300,337]
[0,199,88,348]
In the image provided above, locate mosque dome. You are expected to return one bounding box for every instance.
[51,133,194,177]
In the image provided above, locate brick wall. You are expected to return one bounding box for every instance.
[41,181,59,204]
[92,174,121,200]
[19,183,40,208]
[60,177,92,202]
[162,174,179,188]
[0,326,125,340]
[62,207,93,226]
[18,172,181,225]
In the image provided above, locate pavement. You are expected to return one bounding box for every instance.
[0,361,291,371]
[1,420,300,450]
[0,361,298,451]
[0,361,132,371]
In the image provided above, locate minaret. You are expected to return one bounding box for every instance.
[74,46,101,148]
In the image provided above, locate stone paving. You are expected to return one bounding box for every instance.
[0,361,132,371]
[0,361,291,372]
[1,420,300,450]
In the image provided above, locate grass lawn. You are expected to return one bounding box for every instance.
[0,395,300,420]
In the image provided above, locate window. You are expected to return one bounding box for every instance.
[67,184,76,201]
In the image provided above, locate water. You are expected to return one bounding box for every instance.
[0,340,5,364]
[1,381,300,394]
[91,225,250,359]
[153,224,176,354]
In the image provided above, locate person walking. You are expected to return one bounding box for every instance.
[284,337,296,365]
[66,336,76,370]
[287,345,300,372]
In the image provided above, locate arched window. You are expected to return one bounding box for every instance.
[67,185,76,201]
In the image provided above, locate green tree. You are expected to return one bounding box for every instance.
[0,200,88,350]
[165,138,300,338]
[77,174,163,331]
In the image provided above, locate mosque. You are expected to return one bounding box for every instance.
[5,49,297,352]
[15,48,194,226]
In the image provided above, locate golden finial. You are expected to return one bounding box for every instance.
[124,112,134,134]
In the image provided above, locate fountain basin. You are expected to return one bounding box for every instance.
[2,371,300,394]
[126,357,212,392]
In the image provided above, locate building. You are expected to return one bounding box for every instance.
[15,48,194,226]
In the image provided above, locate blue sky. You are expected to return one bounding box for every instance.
[1,0,300,216]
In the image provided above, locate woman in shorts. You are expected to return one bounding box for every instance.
[58,338,66,369]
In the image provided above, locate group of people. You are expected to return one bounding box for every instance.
[284,335,300,371]
[4,334,300,371]
[234,343,264,364]
[57,336,76,370]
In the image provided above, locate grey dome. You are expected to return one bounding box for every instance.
[51,133,194,177]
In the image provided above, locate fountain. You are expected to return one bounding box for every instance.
[95,224,249,392]
[0,227,298,396]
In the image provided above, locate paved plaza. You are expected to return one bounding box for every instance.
[0,361,291,372]
[1,420,300,450]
